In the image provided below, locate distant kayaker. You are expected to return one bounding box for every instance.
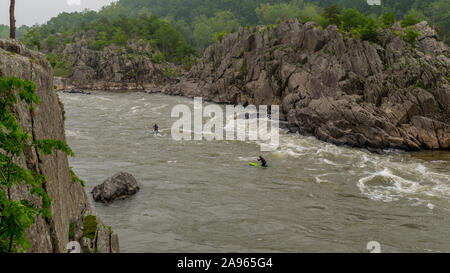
[258,156,268,167]
[153,124,159,133]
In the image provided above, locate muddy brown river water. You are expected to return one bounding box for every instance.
[60,91,450,253]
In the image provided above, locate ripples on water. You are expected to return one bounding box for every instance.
[60,91,450,253]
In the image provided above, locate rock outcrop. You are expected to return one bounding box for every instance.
[163,20,450,151]
[60,34,178,90]
[92,172,140,204]
[0,39,118,253]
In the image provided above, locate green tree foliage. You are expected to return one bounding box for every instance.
[215,31,228,42]
[192,11,240,50]
[0,25,9,39]
[151,52,165,64]
[341,9,368,31]
[403,28,421,45]
[70,167,85,187]
[380,12,396,28]
[255,2,302,25]
[429,0,450,43]
[320,6,382,44]
[16,0,450,56]
[112,28,127,46]
[116,0,449,45]
[21,12,196,64]
[357,18,381,44]
[323,4,341,27]
[0,77,81,252]
[401,12,422,27]
[46,53,73,78]
[254,0,320,25]
[192,16,215,50]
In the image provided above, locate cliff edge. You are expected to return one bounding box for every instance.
[0,39,118,253]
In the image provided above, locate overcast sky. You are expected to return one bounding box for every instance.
[1,0,117,26]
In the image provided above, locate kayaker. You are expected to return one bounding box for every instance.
[258,156,268,167]
[153,124,159,133]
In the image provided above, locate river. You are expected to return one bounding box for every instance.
[60,90,450,253]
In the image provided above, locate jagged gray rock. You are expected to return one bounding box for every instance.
[92,172,140,203]
[60,35,177,90]
[163,20,450,151]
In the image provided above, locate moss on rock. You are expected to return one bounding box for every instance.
[82,215,98,240]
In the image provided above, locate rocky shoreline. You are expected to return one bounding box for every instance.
[58,20,449,152]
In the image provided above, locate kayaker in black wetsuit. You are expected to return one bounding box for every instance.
[258,156,268,167]
[153,124,159,133]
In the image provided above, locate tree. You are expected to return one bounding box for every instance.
[45,35,57,52]
[255,3,302,25]
[192,15,215,50]
[9,0,15,39]
[401,11,423,27]
[112,28,127,46]
[0,25,9,39]
[341,9,367,31]
[358,18,380,43]
[403,28,421,45]
[429,0,450,43]
[380,12,396,28]
[323,4,341,27]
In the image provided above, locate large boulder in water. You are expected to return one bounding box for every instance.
[92,172,140,203]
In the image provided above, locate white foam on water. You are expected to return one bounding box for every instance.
[66,129,78,137]
[321,158,340,166]
[408,197,425,207]
[237,156,257,162]
[272,149,301,159]
[60,94,81,101]
[357,168,422,202]
[95,96,112,101]
[149,104,168,114]
[357,166,450,204]
[65,129,93,140]
[315,177,331,184]
[241,123,450,206]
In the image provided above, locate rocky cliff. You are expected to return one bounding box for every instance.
[60,34,178,90]
[163,20,450,151]
[0,39,118,253]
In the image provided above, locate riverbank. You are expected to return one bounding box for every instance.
[56,81,450,155]
[55,20,450,152]
[60,90,450,253]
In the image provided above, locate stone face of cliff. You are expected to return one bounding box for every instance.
[61,35,177,90]
[0,39,118,253]
[164,20,450,151]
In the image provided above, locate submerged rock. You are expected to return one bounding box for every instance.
[92,172,140,203]
[62,88,91,95]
